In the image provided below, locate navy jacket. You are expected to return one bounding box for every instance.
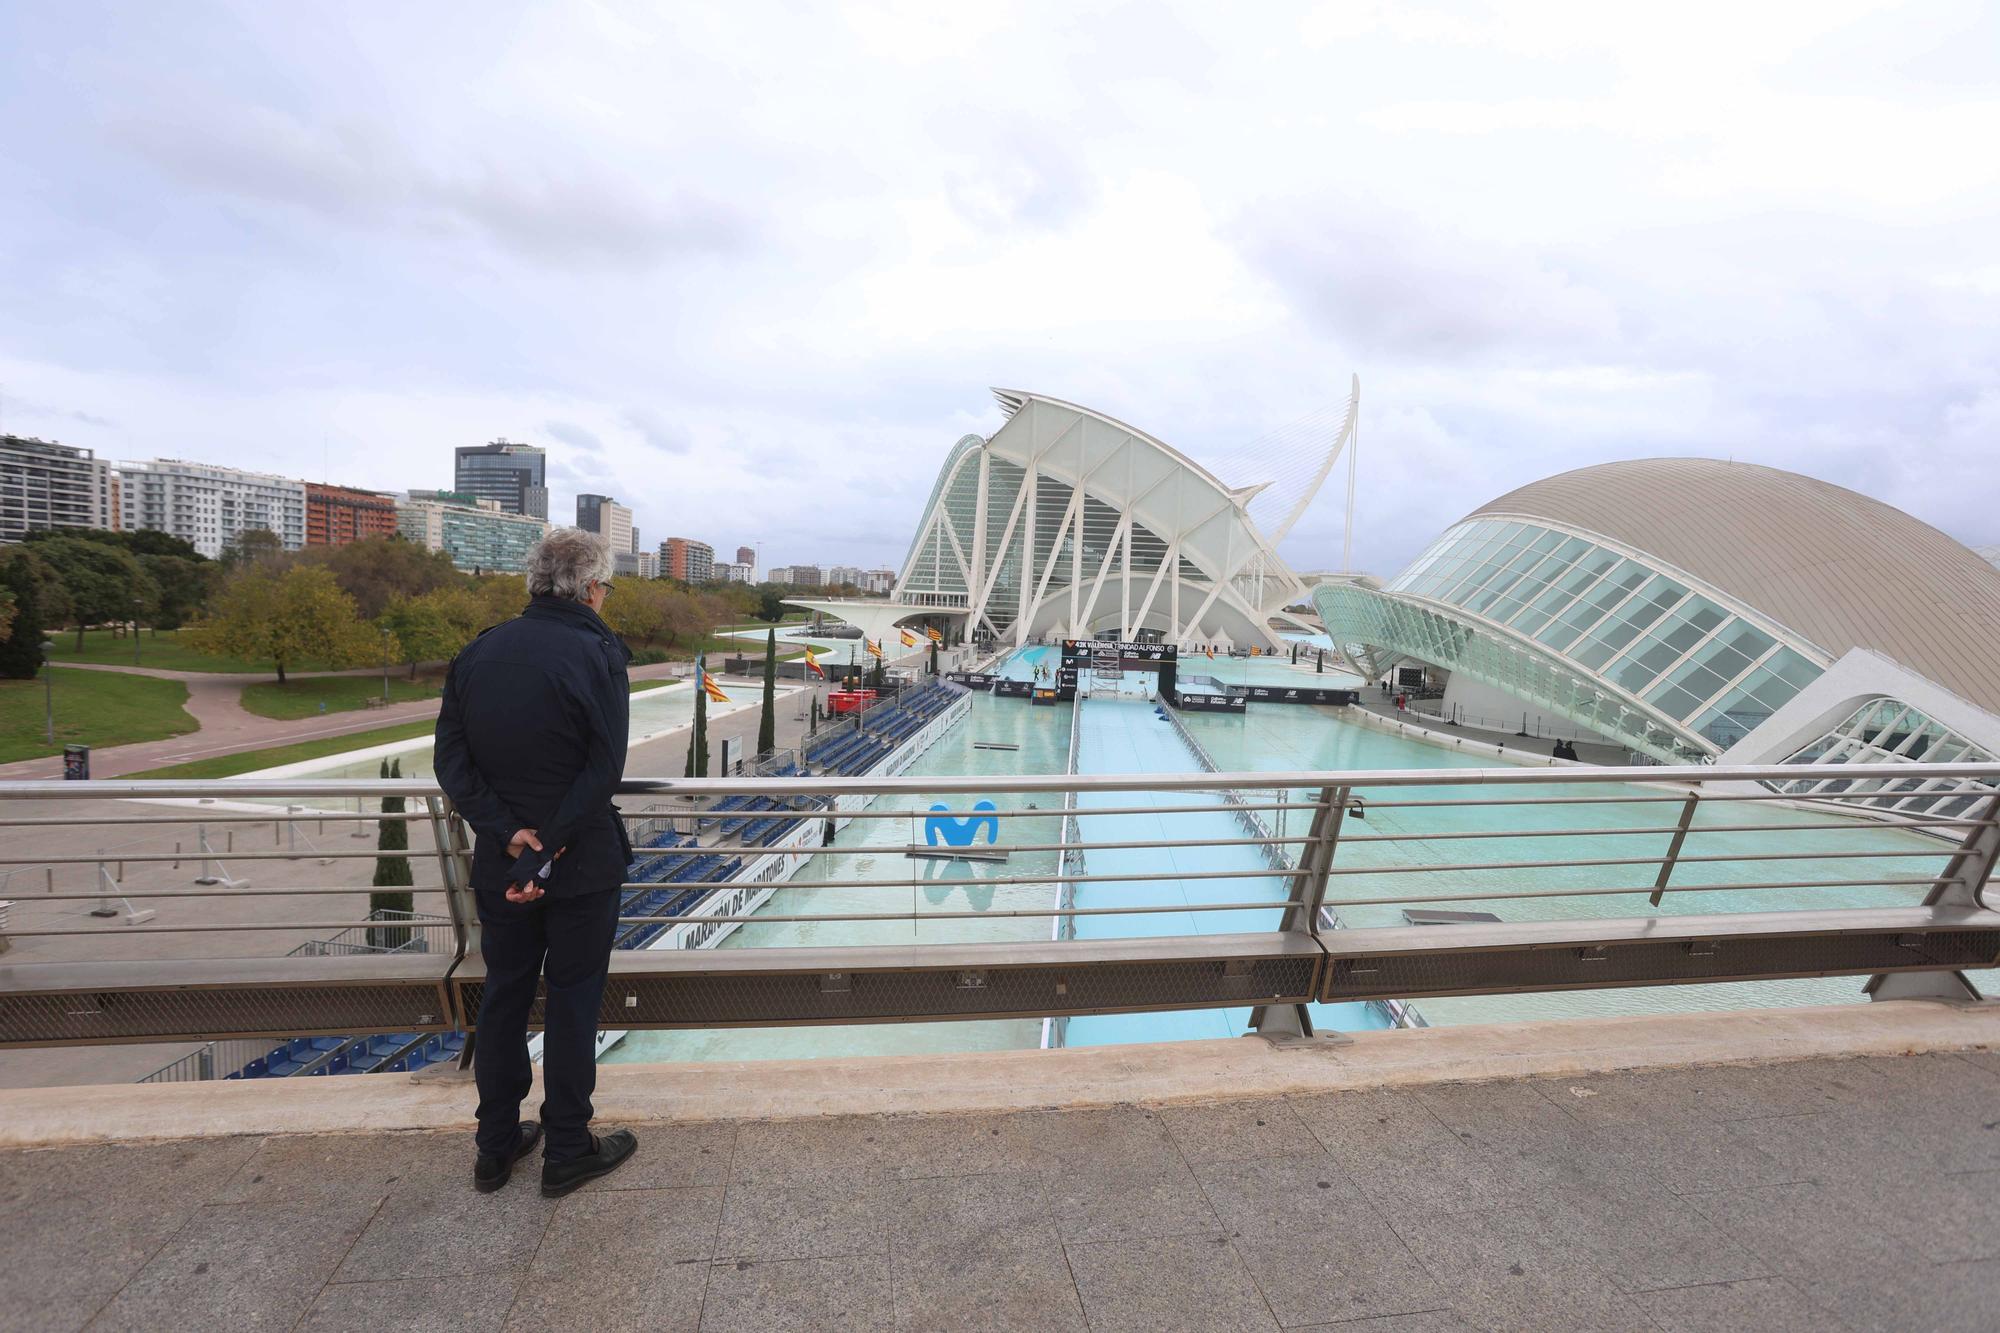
[433,596,633,897]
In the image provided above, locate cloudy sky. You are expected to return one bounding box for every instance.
[3,0,1996,575]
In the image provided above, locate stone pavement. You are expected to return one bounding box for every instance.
[2,1050,1997,1332]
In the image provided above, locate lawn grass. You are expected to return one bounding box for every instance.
[43,627,339,675]
[0,668,198,763]
[240,674,442,720]
[126,719,441,780]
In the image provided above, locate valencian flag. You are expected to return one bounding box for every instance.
[865,637,885,659]
[899,627,919,648]
[925,626,943,643]
[1205,646,1216,659]
[700,667,731,703]
[804,645,825,678]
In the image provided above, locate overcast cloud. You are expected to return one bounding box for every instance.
[2,0,1996,575]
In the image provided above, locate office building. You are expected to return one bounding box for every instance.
[453,440,548,519]
[305,483,398,547]
[614,548,660,579]
[863,569,896,595]
[663,537,715,583]
[735,545,756,568]
[766,566,792,585]
[575,494,634,556]
[118,459,308,558]
[0,435,117,542]
[788,564,823,588]
[396,490,546,573]
[719,562,754,583]
[827,565,866,589]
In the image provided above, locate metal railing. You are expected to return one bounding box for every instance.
[1,760,1997,1051]
[1157,700,1292,872]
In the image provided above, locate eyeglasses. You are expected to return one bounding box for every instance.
[596,580,615,594]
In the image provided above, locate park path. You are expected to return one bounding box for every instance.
[0,659,695,781]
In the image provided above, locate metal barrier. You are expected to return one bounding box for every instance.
[1,761,1997,1050]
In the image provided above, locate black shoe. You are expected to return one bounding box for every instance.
[473,1121,543,1193]
[540,1128,637,1198]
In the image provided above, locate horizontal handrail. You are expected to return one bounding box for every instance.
[0,759,1995,799]
[2,762,1994,1053]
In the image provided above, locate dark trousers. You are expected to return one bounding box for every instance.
[473,886,620,1163]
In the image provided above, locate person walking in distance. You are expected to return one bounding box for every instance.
[434,528,639,1197]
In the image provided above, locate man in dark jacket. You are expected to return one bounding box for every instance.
[434,527,638,1197]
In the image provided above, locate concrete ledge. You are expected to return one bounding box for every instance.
[4,999,1996,1148]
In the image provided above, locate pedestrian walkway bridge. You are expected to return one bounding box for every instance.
[5,1007,1999,1331]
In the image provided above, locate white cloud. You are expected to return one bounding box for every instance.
[1,0,1995,577]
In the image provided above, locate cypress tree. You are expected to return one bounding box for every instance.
[370,757,414,948]
[757,628,776,757]
[928,641,939,676]
[1316,650,1324,674]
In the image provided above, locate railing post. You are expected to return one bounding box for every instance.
[1868,790,2000,1003]
[423,795,476,963]
[1255,783,1349,1043]
[1649,789,1703,907]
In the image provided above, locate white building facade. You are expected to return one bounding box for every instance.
[895,388,1355,649]
[1,435,117,542]
[117,458,308,557]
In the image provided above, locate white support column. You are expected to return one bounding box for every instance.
[1016,466,1038,645]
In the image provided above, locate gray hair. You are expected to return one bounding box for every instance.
[525,527,615,600]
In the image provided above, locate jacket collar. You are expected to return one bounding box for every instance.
[523,595,623,648]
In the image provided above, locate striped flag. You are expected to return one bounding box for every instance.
[899,628,918,648]
[1205,646,1215,659]
[804,645,825,678]
[701,670,730,703]
[865,637,885,659]
[925,626,943,643]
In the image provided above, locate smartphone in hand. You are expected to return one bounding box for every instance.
[507,845,554,890]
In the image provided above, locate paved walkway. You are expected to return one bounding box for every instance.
[1350,697,1634,766]
[3,1049,1995,1331]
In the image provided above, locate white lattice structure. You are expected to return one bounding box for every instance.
[895,385,1357,650]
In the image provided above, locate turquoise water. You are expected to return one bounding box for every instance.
[1065,697,1390,1046]
[1177,705,1954,1022]
[605,691,1071,1062]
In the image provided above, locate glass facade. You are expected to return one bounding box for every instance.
[1353,517,1836,757]
[1772,698,1999,819]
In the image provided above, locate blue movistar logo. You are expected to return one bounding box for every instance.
[925,800,999,847]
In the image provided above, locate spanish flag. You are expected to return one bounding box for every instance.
[804,645,825,678]
[865,637,884,659]
[899,628,918,648]
[925,626,943,643]
[701,670,730,703]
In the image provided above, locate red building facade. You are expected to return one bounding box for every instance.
[306,483,398,546]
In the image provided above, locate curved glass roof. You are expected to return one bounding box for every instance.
[1352,515,1831,755]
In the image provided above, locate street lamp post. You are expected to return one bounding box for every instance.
[381,629,392,704]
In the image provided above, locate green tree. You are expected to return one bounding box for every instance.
[867,652,885,691]
[139,554,213,630]
[0,586,15,646]
[757,629,777,756]
[472,573,528,625]
[379,585,485,675]
[370,758,414,948]
[1315,650,1324,675]
[299,536,465,620]
[221,528,284,567]
[21,526,201,560]
[928,641,939,676]
[34,537,157,650]
[185,564,381,683]
[685,666,709,777]
[756,587,787,622]
[0,546,60,678]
